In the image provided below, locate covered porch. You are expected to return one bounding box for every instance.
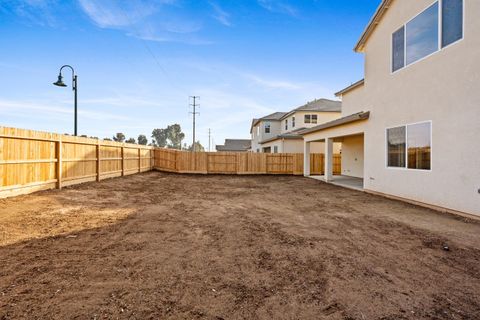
[308,175,364,191]
[301,112,369,190]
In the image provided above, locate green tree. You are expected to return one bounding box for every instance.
[125,138,136,144]
[138,135,148,145]
[187,141,205,152]
[166,124,185,149]
[151,128,168,147]
[113,133,125,142]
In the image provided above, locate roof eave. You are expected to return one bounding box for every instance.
[259,135,303,145]
[354,0,393,53]
[334,79,365,97]
[300,111,370,135]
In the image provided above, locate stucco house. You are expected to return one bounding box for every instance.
[251,99,341,153]
[302,0,479,217]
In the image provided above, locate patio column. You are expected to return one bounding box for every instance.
[325,138,333,182]
[304,141,310,177]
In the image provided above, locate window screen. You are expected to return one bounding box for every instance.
[442,0,463,48]
[392,27,405,72]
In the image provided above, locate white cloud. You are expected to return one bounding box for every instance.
[77,0,210,44]
[244,73,302,90]
[257,0,298,17]
[77,0,162,28]
[209,2,232,27]
[0,99,131,121]
[0,0,59,27]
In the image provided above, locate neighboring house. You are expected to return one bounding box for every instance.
[250,112,287,153]
[251,99,342,153]
[216,139,251,152]
[302,0,479,216]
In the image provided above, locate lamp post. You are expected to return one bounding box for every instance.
[53,65,78,136]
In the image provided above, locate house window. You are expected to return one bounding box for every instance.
[311,115,318,124]
[285,119,288,131]
[257,126,260,136]
[406,2,439,65]
[442,0,463,47]
[292,117,295,128]
[265,123,270,134]
[392,27,405,72]
[273,146,278,153]
[407,122,432,170]
[392,0,463,72]
[387,126,406,168]
[305,115,311,124]
[387,121,431,170]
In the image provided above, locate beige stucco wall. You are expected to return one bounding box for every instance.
[260,139,336,154]
[340,85,366,116]
[340,135,364,178]
[359,0,480,215]
[260,139,322,153]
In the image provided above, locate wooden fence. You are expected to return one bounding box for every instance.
[154,149,341,175]
[0,126,342,198]
[0,126,154,198]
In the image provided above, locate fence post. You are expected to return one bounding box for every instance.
[96,142,101,181]
[121,146,125,176]
[55,139,62,189]
[138,148,141,173]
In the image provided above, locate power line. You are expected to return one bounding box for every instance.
[189,96,200,152]
[119,5,186,95]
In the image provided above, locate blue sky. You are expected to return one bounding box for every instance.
[0,0,378,148]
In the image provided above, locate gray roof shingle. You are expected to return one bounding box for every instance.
[216,139,251,152]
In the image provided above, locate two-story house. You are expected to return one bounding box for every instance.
[302,0,479,217]
[250,112,287,153]
[251,99,342,153]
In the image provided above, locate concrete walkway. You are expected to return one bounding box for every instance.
[308,175,364,191]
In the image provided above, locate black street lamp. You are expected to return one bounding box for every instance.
[53,65,78,136]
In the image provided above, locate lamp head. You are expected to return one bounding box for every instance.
[53,74,67,87]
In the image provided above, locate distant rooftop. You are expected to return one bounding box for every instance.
[281,98,341,119]
[216,139,251,152]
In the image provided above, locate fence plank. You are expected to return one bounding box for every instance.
[0,126,154,198]
[154,149,341,176]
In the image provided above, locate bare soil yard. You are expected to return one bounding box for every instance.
[0,172,479,319]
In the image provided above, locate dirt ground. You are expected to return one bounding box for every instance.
[0,172,479,320]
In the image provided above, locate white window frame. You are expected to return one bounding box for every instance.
[385,120,433,171]
[292,116,295,128]
[265,122,271,134]
[391,0,464,74]
[311,114,318,124]
[285,119,288,131]
[304,115,311,124]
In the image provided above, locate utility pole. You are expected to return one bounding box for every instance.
[189,96,200,152]
[208,128,211,152]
